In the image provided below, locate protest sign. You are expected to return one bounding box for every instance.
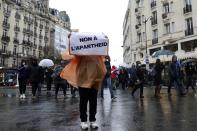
[69,32,109,55]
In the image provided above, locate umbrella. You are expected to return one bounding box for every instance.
[181,58,197,66]
[152,49,174,58]
[39,59,54,67]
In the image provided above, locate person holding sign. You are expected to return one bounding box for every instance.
[60,32,108,129]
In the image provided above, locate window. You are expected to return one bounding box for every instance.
[33,49,36,56]
[185,17,193,35]
[13,45,17,55]
[185,0,192,5]
[13,58,16,66]
[171,22,175,33]
[2,43,7,52]
[137,33,142,42]
[22,47,25,54]
[15,32,18,38]
[152,29,158,44]
[163,3,169,13]
[3,16,8,23]
[185,17,193,30]
[152,11,157,25]
[164,23,170,34]
[3,29,8,36]
[152,29,158,39]
[142,32,146,41]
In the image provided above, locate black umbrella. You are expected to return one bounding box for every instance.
[181,58,197,66]
[152,49,174,58]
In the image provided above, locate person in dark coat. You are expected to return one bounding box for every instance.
[29,58,42,98]
[131,61,145,98]
[154,59,164,98]
[45,67,53,94]
[168,55,186,96]
[53,61,68,99]
[18,60,29,99]
[100,56,116,100]
[185,64,196,94]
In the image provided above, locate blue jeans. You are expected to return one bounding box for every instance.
[101,77,114,98]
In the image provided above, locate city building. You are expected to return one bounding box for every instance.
[123,0,197,65]
[0,0,71,68]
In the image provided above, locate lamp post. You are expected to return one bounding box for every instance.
[143,15,152,71]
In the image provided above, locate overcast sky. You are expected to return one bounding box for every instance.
[49,0,128,66]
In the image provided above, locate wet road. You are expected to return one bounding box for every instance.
[0,87,197,131]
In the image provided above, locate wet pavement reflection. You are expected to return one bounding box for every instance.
[0,88,197,131]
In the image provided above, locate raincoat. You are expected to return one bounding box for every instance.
[60,50,106,90]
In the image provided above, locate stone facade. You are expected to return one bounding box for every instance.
[123,0,197,65]
[0,0,71,67]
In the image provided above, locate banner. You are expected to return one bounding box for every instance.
[69,32,109,55]
[54,25,70,57]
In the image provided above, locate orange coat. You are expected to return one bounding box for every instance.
[60,50,106,90]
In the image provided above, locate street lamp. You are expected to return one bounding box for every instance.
[142,15,152,70]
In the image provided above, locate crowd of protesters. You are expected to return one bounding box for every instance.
[17,58,76,99]
[17,55,197,100]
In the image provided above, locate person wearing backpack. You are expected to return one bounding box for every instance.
[154,59,164,98]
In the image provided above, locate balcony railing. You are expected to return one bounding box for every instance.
[0,50,11,57]
[44,36,48,42]
[13,38,19,44]
[39,35,43,39]
[183,5,192,14]
[35,22,38,27]
[151,1,156,8]
[3,9,11,17]
[135,23,141,29]
[14,26,20,32]
[39,24,43,29]
[185,28,193,36]
[39,45,43,50]
[2,21,10,29]
[23,28,33,35]
[152,38,158,45]
[27,41,33,47]
[162,13,168,19]
[1,36,10,42]
[15,12,21,20]
[24,16,33,24]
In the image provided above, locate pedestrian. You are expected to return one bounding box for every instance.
[18,60,29,99]
[60,50,106,130]
[45,67,53,95]
[131,61,145,98]
[29,58,42,98]
[153,58,164,98]
[100,56,117,100]
[168,55,186,96]
[53,61,68,99]
[118,68,128,90]
[111,65,119,89]
[185,63,196,95]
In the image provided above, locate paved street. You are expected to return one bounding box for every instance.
[0,87,197,131]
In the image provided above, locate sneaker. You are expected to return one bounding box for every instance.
[80,122,89,130]
[19,95,23,99]
[22,94,26,99]
[90,121,98,129]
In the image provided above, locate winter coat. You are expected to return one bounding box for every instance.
[29,65,42,83]
[18,65,29,80]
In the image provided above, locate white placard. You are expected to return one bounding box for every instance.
[69,32,109,55]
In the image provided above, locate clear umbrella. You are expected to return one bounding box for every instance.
[39,59,54,67]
